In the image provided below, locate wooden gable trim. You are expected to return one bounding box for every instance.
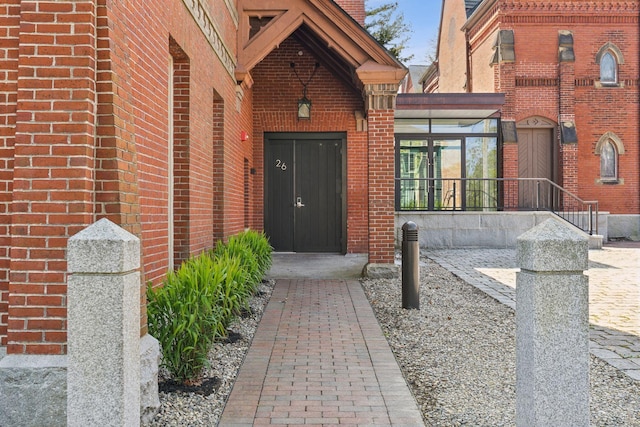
[237,0,405,87]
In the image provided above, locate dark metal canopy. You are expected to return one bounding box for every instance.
[395,93,504,119]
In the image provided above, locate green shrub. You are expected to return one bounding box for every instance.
[230,230,273,277]
[147,230,273,384]
[215,251,251,317]
[212,238,260,293]
[146,254,226,383]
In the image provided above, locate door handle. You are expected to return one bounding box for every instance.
[295,197,305,208]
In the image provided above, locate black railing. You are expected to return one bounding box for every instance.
[396,177,599,235]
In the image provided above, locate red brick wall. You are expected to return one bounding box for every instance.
[126,0,245,282]
[172,55,191,267]
[335,0,365,26]
[1,0,251,352]
[0,0,390,352]
[0,0,20,347]
[574,23,639,213]
[8,0,97,355]
[212,92,225,241]
[481,3,639,215]
[95,0,140,234]
[251,37,369,254]
[495,62,518,180]
[367,110,395,263]
[95,0,145,332]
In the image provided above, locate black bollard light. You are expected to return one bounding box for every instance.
[402,221,419,309]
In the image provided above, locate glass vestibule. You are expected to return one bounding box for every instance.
[395,118,499,211]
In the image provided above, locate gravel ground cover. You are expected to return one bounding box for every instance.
[147,257,640,426]
[362,257,640,427]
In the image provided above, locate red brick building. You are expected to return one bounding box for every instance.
[0,0,405,420]
[425,0,639,239]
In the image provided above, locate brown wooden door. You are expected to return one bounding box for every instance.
[517,128,553,208]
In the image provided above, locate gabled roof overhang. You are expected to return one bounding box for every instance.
[236,0,406,92]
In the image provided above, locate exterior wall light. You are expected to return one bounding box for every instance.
[297,93,311,120]
[291,61,319,120]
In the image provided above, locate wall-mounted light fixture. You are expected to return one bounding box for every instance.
[291,61,319,120]
[297,94,311,120]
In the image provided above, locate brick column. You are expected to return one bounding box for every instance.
[8,0,97,356]
[95,1,145,334]
[496,61,518,180]
[364,84,398,276]
[0,2,97,422]
[333,0,365,25]
[558,31,577,195]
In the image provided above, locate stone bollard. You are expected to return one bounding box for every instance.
[67,218,141,426]
[516,218,590,427]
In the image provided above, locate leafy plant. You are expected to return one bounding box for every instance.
[147,229,273,385]
[147,254,226,384]
[230,230,273,277]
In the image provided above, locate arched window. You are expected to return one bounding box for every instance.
[600,139,617,180]
[595,132,625,183]
[600,52,617,84]
[596,43,624,87]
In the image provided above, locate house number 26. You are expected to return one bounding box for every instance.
[275,159,287,170]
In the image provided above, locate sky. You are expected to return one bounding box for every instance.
[365,0,443,65]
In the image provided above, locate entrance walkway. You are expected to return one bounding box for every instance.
[219,277,423,426]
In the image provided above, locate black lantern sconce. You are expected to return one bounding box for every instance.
[297,92,311,120]
[291,61,319,120]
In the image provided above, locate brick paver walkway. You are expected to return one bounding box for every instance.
[219,279,424,427]
[425,245,640,381]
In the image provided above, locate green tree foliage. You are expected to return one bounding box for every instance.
[365,1,413,63]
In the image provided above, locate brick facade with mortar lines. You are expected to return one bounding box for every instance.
[0,0,405,364]
[0,0,247,353]
[437,0,639,220]
[251,37,370,254]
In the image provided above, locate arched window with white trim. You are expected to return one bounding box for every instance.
[595,132,625,184]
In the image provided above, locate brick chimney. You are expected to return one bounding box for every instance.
[334,0,365,26]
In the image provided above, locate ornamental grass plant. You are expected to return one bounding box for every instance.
[146,230,272,384]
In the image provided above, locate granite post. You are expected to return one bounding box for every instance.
[516,218,590,426]
[0,354,67,426]
[67,218,141,426]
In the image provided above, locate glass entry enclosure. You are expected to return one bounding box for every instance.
[397,139,462,210]
[395,118,499,211]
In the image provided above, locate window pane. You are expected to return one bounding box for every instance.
[395,119,429,133]
[466,137,498,209]
[600,52,616,83]
[433,139,461,209]
[600,140,616,179]
[399,147,429,209]
[399,139,428,147]
[431,118,498,134]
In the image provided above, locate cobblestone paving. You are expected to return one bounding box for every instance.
[424,245,640,381]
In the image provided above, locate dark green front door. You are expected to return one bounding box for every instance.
[265,133,345,253]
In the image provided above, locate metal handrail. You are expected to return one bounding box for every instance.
[395,177,599,235]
